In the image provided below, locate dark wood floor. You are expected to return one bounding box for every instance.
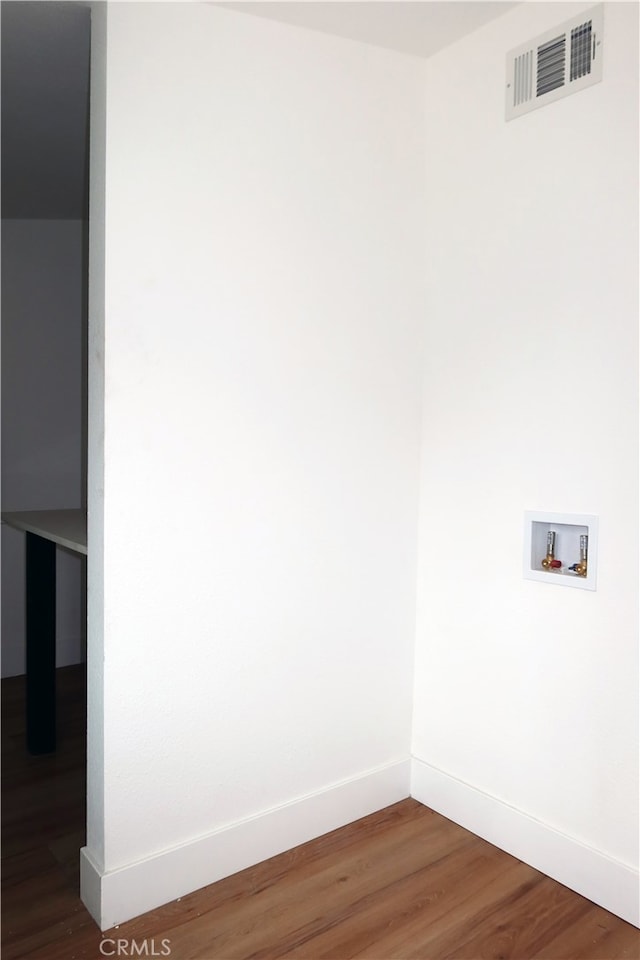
[2,666,639,960]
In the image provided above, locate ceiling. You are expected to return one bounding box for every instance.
[215,2,518,60]
[1,1,516,221]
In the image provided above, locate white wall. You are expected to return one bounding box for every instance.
[83,2,426,926]
[413,0,638,921]
[1,219,86,677]
[86,0,107,876]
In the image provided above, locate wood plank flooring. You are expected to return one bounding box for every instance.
[2,666,639,960]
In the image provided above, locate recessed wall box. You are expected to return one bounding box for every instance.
[523,512,598,590]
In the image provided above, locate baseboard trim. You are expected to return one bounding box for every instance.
[411,757,639,927]
[81,758,410,930]
[79,846,103,926]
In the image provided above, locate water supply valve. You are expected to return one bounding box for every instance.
[569,534,588,577]
[541,531,562,570]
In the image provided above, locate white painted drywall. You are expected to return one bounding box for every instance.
[89,2,425,875]
[1,219,86,677]
[413,0,638,872]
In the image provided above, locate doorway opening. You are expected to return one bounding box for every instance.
[1,0,91,941]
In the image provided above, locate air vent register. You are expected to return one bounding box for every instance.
[506,5,603,121]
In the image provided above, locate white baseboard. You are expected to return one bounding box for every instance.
[80,758,410,931]
[80,845,103,925]
[411,757,639,928]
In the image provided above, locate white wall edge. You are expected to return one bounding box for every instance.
[81,758,410,930]
[411,757,640,928]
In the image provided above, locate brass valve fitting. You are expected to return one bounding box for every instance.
[541,531,561,570]
[569,534,588,577]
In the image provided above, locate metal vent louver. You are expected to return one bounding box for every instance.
[506,5,603,121]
